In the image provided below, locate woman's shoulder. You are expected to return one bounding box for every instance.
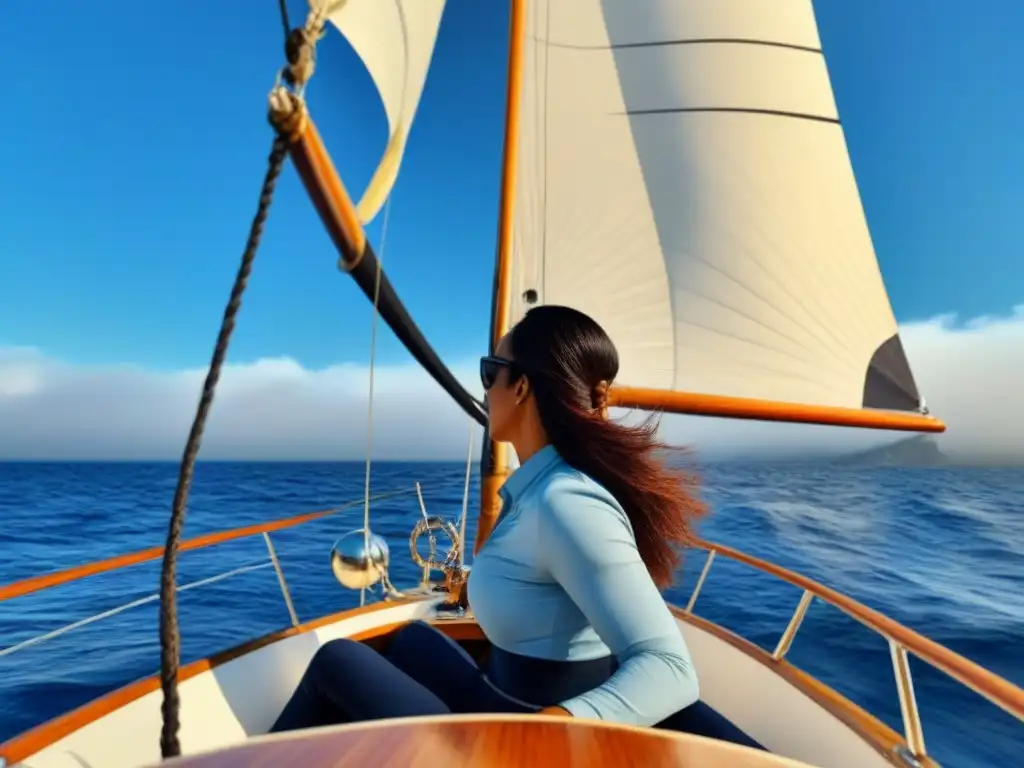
[540,461,612,501]
[536,463,632,535]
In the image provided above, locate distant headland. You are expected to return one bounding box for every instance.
[832,434,948,467]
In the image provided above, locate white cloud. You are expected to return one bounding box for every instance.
[1,307,1022,462]
[0,350,484,461]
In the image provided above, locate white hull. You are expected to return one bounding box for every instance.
[15,598,892,768]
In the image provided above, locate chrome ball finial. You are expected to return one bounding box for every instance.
[330,529,390,590]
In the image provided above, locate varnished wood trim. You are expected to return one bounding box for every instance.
[1,491,416,604]
[694,541,1024,721]
[0,504,364,603]
[426,618,486,643]
[608,386,946,433]
[669,607,937,767]
[160,714,817,768]
[348,617,484,648]
[0,600,416,764]
[287,117,368,266]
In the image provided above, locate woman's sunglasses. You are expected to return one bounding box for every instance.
[479,356,519,391]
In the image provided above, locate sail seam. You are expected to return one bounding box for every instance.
[622,107,840,125]
[536,37,823,55]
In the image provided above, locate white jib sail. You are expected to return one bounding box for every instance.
[321,0,448,225]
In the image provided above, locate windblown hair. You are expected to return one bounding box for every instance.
[510,305,706,587]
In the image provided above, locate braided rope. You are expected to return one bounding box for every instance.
[158,7,328,756]
[158,137,289,758]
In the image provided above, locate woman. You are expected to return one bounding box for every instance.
[270,305,760,747]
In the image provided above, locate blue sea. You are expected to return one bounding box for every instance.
[0,462,1021,766]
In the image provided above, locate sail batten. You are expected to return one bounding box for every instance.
[508,0,933,424]
[537,38,824,54]
[623,108,839,124]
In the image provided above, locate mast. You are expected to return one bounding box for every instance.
[475,0,528,555]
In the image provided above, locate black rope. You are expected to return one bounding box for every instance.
[158,136,290,758]
[277,0,292,42]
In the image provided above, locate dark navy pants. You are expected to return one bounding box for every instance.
[270,620,762,750]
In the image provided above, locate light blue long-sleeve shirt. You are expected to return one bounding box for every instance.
[468,445,700,726]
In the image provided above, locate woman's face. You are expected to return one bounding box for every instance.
[484,333,522,443]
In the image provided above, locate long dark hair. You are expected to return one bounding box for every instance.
[510,305,705,587]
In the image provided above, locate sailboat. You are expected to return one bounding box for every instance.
[1,1,1021,766]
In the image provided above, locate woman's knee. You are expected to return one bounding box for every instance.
[385,620,479,685]
[390,620,473,659]
[309,638,371,673]
[387,620,441,657]
[393,620,434,642]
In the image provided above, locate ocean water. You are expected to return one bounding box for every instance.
[0,461,1021,767]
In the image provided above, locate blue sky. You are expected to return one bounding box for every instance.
[0,1,1022,461]
[1,0,1021,370]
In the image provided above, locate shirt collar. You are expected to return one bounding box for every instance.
[499,444,561,506]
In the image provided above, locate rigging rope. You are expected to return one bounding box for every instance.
[158,138,289,760]
[457,420,475,568]
[277,0,291,41]
[359,194,394,607]
[157,5,328,759]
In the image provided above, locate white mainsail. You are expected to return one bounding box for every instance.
[321,0,447,224]
[508,0,923,414]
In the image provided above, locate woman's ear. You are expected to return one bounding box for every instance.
[515,376,531,405]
